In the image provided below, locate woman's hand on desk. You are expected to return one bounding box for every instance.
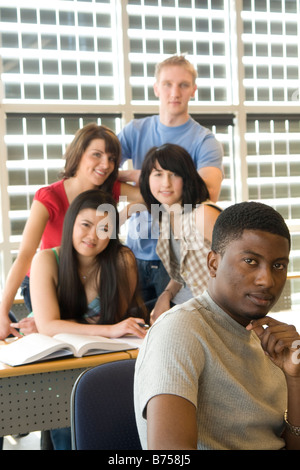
[10,316,149,339]
[109,317,148,339]
[10,317,38,336]
[0,314,22,339]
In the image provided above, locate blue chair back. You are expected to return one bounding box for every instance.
[70,359,142,450]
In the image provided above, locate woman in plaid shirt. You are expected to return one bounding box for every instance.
[139,143,222,324]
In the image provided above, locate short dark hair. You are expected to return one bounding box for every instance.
[139,143,209,212]
[211,201,291,255]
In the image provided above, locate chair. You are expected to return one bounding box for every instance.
[70,359,142,450]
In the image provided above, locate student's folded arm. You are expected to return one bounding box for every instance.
[198,166,223,203]
[119,182,144,203]
[146,394,198,450]
[195,203,221,243]
[118,169,141,185]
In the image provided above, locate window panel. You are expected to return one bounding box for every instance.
[242,0,300,103]
[0,2,122,103]
[246,115,300,250]
[127,0,232,105]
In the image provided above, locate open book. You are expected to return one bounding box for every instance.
[0,333,140,367]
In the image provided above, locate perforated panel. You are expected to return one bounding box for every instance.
[0,368,86,436]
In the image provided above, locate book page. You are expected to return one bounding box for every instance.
[113,335,144,349]
[0,333,74,366]
[53,333,135,356]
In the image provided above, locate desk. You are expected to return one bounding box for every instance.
[0,350,137,437]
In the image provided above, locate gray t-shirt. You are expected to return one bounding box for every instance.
[134,291,287,450]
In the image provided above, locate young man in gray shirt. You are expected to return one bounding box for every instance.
[134,201,300,450]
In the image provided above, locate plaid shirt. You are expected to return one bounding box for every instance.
[156,203,221,297]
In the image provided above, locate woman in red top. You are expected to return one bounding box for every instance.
[0,123,141,339]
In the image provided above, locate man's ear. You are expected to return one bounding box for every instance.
[153,82,159,98]
[207,250,219,277]
[191,83,197,99]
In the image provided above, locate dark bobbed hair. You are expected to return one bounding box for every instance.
[139,144,209,212]
[58,189,146,323]
[61,123,121,194]
[211,201,291,255]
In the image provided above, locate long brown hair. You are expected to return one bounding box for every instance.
[57,189,146,323]
[61,123,121,194]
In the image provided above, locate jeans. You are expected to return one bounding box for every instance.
[50,428,72,450]
[136,259,170,313]
[20,275,32,314]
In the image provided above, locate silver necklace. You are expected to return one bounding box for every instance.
[80,267,94,281]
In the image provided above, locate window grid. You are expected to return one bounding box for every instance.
[0,1,122,103]
[127,0,232,104]
[242,0,300,103]
[199,121,235,204]
[246,116,300,221]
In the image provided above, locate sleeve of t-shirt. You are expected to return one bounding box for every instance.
[135,307,205,419]
[118,123,133,165]
[195,133,224,172]
[33,185,59,220]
